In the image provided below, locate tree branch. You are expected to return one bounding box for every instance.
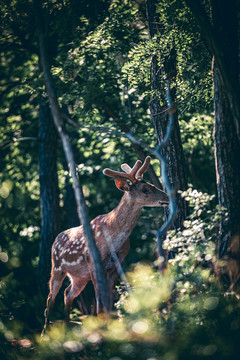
[0,137,38,150]
[156,82,177,265]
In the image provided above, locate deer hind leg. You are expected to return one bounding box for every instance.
[64,276,88,319]
[46,269,66,314]
[42,269,66,336]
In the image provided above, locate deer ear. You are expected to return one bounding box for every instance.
[114,177,130,192]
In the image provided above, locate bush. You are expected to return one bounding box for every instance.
[1,189,240,360]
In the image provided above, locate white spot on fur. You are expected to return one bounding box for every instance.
[61,256,83,267]
[54,266,62,271]
[61,249,66,255]
[96,231,101,237]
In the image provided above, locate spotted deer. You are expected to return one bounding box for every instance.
[45,156,169,318]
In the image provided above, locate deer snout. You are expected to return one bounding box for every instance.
[158,191,169,206]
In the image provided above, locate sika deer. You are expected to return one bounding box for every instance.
[45,156,168,318]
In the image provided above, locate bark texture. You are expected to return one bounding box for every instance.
[38,98,60,296]
[211,0,240,288]
[146,0,189,230]
[213,67,240,254]
[184,0,240,140]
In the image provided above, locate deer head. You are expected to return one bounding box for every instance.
[103,156,169,207]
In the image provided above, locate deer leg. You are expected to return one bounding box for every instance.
[91,270,117,314]
[86,260,101,315]
[107,244,129,309]
[41,270,66,336]
[106,268,120,310]
[64,277,88,319]
[89,276,100,315]
[46,270,66,314]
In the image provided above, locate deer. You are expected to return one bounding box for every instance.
[44,156,169,320]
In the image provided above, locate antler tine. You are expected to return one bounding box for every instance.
[103,168,132,181]
[130,160,142,175]
[135,156,151,180]
[121,163,132,173]
[103,160,142,184]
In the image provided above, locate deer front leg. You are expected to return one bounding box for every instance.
[106,268,119,310]
[87,259,112,315]
[88,263,101,315]
[107,241,130,310]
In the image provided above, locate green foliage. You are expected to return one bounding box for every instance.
[2,190,240,360]
[180,114,215,193]
[0,0,236,359]
[123,1,213,114]
[164,188,221,284]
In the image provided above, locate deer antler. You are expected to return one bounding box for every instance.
[136,156,151,180]
[103,160,142,184]
[121,156,151,180]
[103,157,151,184]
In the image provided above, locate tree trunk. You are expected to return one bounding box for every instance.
[63,175,79,227]
[213,65,240,251]
[38,98,60,296]
[34,0,111,312]
[211,0,240,287]
[146,0,189,230]
[184,0,240,140]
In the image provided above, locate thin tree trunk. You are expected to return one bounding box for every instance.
[64,172,80,228]
[146,0,189,230]
[62,158,96,314]
[211,0,240,287]
[34,0,111,313]
[38,98,60,296]
[213,66,240,256]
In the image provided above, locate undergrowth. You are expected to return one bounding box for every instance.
[1,189,240,360]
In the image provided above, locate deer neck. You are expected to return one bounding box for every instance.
[107,192,142,236]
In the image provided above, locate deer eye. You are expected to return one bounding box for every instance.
[142,188,149,194]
